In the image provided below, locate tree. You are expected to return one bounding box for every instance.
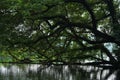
[0,0,120,66]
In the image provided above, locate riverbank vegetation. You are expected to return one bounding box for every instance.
[0,0,120,67]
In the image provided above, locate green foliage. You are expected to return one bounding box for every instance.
[0,0,120,64]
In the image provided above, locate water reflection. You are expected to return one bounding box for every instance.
[0,64,119,80]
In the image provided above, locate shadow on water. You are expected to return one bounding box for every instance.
[0,64,119,80]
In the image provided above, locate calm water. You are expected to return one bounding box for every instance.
[0,64,119,80]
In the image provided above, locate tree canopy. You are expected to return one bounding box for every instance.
[0,0,120,66]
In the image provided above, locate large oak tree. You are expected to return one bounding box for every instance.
[0,0,120,66]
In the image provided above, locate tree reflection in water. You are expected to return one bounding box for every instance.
[0,64,119,80]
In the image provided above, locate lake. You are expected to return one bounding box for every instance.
[0,64,119,80]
